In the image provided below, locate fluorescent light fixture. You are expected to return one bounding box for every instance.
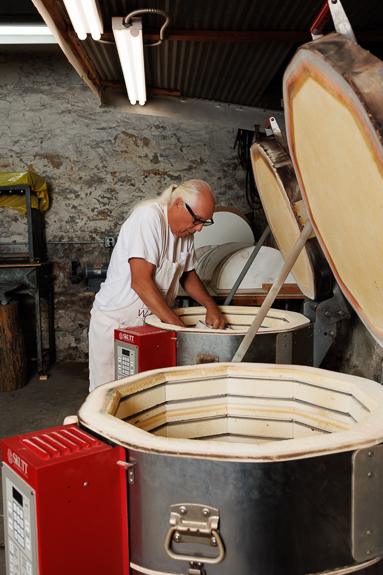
[112,17,146,106]
[0,24,57,44]
[62,0,103,41]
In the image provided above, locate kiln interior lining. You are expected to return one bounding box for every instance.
[112,371,372,445]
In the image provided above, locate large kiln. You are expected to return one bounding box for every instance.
[2,2,383,575]
[145,306,313,366]
[76,363,383,575]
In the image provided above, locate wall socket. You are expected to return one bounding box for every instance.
[104,236,116,248]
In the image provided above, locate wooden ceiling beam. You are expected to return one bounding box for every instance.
[99,81,181,97]
[38,0,101,89]
[100,29,383,43]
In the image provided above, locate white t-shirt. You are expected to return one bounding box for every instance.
[94,203,196,311]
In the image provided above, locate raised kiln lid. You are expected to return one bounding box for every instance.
[283,33,383,347]
[250,139,331,301]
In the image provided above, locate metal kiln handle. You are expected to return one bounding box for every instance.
[310,1,331,37]
[310,0,356,43]
[164,527,225,564]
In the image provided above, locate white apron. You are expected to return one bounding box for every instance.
[89,208,187,391]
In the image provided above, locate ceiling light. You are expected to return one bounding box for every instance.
[112,17,146,106]
[112,9,169,107]
[0,24,56,44]
[62,0,103,41]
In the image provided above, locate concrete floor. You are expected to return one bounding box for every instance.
[0,362,89,575]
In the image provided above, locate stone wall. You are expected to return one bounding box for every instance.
[0,51,255,362]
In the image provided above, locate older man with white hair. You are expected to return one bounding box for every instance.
[89,179,225,391]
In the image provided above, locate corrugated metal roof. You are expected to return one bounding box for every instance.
[6,0,383,110]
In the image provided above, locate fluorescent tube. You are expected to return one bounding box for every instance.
[62,0,103,41]
[81,0,103,41]
[0,25,56,44]
[112,17,146,106]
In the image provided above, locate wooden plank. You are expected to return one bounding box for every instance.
[262,283,304,296]
[101,29,383,43]
[0,262,50,268]
[39,1,101,89]
[68,35,101,87]
[0,303,27,391]
[99,81,181,97]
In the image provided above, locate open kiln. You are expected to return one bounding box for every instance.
[145,306,313,366]
[75,363,383,575]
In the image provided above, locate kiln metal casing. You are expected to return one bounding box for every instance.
[174,324,314,366]
[127,448,361,575]
[145,306,314,367]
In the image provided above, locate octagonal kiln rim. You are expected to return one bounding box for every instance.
[78,363,383,462]
[145,306,309,334]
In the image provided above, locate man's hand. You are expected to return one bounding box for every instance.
[205,303,226,329]
[181,269,225,329]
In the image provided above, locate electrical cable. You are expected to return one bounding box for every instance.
[234,129,262,210]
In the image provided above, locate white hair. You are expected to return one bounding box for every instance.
[130,179,214,214]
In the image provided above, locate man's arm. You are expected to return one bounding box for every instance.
[130,258,185,328]
[180,269,225,329]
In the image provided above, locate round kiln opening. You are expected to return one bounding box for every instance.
[145,305,309,333]
[100,364,378,445]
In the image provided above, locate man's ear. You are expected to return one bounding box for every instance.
[174,197,183,210]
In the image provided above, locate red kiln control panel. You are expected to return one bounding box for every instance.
[114,325,176,379]
[1,425,129,575]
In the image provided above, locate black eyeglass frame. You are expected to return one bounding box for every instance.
[184,203,214,227]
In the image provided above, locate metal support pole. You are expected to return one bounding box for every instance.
[224,225,271,306]
[232,222,313,362]
[25,185,34,262]
[48,284,56,364]
[34,288,43,374]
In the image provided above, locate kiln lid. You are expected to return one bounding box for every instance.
[250,138,332,301]
[283,32,383,347]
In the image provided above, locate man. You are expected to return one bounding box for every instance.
[89,179,225,391]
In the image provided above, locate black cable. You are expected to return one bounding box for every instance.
[235,129,262,210]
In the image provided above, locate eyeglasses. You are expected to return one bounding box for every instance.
[184,203,214,227]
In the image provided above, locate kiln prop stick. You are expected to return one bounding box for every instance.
[232,221,313,362]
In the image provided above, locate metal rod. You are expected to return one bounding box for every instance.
[47,241,105,244]
[0,241,105,245]
[25,185,33,262]
[232,222,313,363]
[224,225,271,306]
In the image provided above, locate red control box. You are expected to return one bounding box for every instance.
[1,425,129,575]
[114,325,176,379]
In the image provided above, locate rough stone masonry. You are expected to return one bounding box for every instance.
[0,51,252,362]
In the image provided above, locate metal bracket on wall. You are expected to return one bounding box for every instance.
[276,324,314,366]
[303,284,350,367]
[352,444,383,562]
